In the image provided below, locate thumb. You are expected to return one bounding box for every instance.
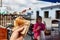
[15,27,24,32]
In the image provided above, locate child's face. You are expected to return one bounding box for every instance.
[37,18,42,23]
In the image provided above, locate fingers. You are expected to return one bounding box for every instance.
[10,27,24,40]
[12,27,24,32]
[12,26,19,31]
[15,27,24,32]
[12,26,24,31]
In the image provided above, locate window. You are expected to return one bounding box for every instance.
[44,11,49,18]
[56,10,60,19]
[36,11,39,18]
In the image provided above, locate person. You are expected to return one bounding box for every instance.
[33,16,46,40]
[6,23,14,40]
[10,27,24,40]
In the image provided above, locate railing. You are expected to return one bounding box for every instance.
[0,14,17,27]
[0,14,31,27]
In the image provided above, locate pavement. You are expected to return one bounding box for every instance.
[24,35,32,40]
[24,31,60,40]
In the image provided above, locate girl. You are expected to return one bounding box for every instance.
[33,16,45,40]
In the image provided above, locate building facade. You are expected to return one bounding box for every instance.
[40,5,60,19]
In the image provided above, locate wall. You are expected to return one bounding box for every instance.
[39,7,60,29]
[40,7,60,19]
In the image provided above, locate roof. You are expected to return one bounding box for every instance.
[41,4,60,9]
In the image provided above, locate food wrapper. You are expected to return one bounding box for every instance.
[13,16,30,37]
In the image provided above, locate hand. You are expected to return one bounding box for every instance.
[36,26,41,31]
[10,27,24,40]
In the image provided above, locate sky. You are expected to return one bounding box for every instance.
[1,0,60,12]
[38,0,60,3]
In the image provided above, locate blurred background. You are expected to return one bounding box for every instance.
[0,0,60,40]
